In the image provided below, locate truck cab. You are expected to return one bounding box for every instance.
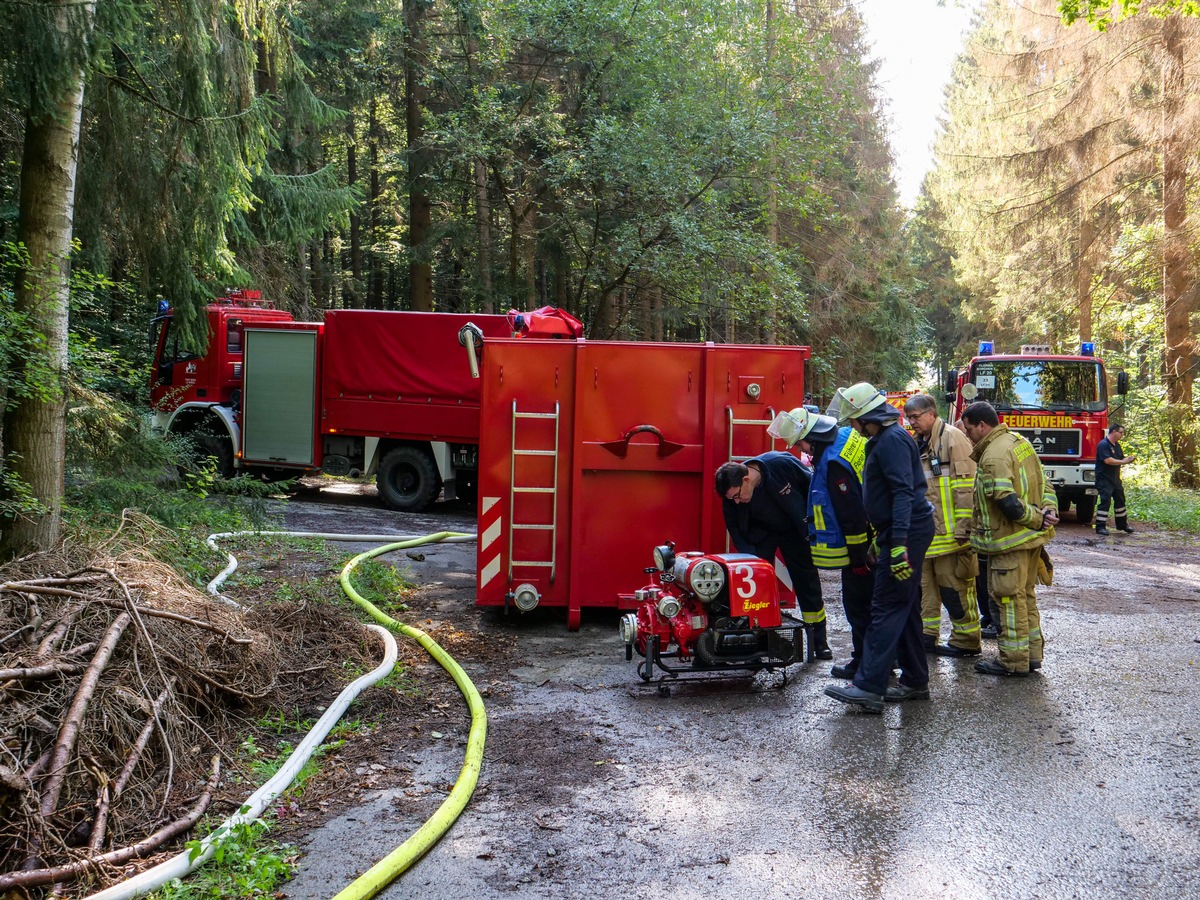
[946,341,1128,524]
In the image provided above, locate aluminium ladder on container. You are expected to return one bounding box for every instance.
[508,400,561,584]
[723,405,778,552]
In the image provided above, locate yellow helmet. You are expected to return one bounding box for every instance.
[831,382,887,424]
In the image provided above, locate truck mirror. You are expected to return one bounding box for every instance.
[944,368,957,394]
[1116,371,1129,395]
[944,392,955,405]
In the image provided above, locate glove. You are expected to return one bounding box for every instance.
[890,545,913,581]
[851,564,873,577]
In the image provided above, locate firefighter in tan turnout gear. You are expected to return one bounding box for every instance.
[959,401,1059,676]
[903,393,981,657]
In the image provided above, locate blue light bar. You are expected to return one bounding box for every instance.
[1081,341,1095,357]
[157,299,170,314]
[978,340,994,356]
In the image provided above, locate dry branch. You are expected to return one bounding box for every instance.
[0,755,221,892]
[0,660,85,681]
[40,613,132,819]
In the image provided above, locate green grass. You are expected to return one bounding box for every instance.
[1124,480,1200,532]
[342,555,415,613]
[151,818,296,899]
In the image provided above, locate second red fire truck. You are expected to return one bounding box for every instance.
[944,341,1128,524]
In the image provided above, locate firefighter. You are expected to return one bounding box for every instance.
[767,407,874,681]
[903,393,981,657]
[822,382,935,712]
[959,401,1059,676]
[714,452,830,659]
[1094,423,1136,535]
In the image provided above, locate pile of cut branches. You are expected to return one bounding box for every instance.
[0,513,380,897]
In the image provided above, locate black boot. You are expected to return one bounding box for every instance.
[811,620,833,660]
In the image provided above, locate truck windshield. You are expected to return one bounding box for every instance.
[970,359,1105,412]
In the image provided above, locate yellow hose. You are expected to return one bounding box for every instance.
[331,531,488,900]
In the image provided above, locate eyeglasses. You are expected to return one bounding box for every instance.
[725,480,751,503]
[907,409,931,422]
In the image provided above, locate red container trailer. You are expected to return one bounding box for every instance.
[474,338,812,629]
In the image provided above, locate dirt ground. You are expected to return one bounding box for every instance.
[237,478,1200,900]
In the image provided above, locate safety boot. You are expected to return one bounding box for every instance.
[811,620,833,661]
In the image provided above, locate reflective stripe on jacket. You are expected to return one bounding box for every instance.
[922,418,976,559]
[809,427,868,568]
[970,424,1057,554]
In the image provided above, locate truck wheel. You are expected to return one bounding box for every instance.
[193,433,235,479]
[377,446,440,511]
[1074,495,1096,525]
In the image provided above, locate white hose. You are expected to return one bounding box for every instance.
[84,623,399,900]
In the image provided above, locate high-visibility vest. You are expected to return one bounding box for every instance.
[808,427,869,569]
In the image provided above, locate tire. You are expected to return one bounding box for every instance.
[377,445,441,511]
[1074,495,1096,525]
[192,432,235,479]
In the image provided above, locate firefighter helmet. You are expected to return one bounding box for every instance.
[768,408,838,446]
[830,382,887,424]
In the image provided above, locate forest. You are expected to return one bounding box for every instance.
[0,0,1198,558]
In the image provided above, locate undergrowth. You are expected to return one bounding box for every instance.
[1123,478,1200,532]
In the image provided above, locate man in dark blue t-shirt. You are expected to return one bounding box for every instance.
[1095,424,1136,536]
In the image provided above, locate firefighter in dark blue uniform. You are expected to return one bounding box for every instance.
[714,451,830,658]
[821,383,935,713]
[769,407,875,680]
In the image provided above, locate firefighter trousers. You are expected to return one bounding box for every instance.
[920,551,981,651]
[1095,480,1127,530]
[988,547,1043,673]
[853,518,934,696]
[839,566,874,672]
[752,530,825,624]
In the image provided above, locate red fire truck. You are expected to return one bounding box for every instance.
[149,289,581,510]
[944,341,1128,524]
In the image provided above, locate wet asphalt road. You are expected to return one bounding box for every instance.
[278,490,1200,900]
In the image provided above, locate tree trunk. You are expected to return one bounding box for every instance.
[368,97,384,310]
[1078,197,1093,344]
[1,1,92,560]
[406,0,434,312]
[764,0,779,345]
[475,158,494,312]
[1161,15,1197,488]
[346,110,363,309]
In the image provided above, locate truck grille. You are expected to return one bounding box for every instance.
[1011,428,1081,457]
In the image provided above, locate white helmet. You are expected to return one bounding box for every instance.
[829,382,888,424]
[768,407,839,447]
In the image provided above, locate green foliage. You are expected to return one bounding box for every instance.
[346,556,414,612]
[154,819,295,900]
[1123,481,1200,531]
[1060,0,1200,30]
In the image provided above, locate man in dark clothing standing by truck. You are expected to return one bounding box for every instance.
[1094,424,1136,536]
[822,383,935,713]
[715,452,830,658]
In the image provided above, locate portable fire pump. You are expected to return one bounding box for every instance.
[618,541,809,693]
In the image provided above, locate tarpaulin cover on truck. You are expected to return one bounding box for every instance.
[320,310,515,442]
